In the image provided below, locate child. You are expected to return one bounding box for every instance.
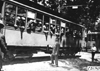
[91,44,97,62]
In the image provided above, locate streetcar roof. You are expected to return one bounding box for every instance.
[3,0,85,28]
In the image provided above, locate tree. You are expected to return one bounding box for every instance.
[22,0,100,32]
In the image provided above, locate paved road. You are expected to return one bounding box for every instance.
[2,52,100,71]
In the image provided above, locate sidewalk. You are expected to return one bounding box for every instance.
[76,52,100,62]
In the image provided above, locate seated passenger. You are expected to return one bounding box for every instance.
[14,16,25,29]
[36,21,42,32]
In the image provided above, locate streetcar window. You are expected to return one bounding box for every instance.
[37,12,43,20]
[5,3,16,26]
[50,24,55,34]
[55,20,60,34]
[27,19,42,33]
[61,21,66,34]
[35,12,43,32]
[27,11,43,33]
[49,18,56,35]
[27,19,35,32]
[43,22,49,31]
[43,15,49,31]
[55,25,60,33]
[35,20,42,32]
[27,10,37,32]
[15,7,27,29]
[44,15,49,22]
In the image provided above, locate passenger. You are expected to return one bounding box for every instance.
[0,20,8,71]
[50,33,60,67]
[91,43,97,62]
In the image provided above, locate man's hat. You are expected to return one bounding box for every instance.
[0,20,4,28]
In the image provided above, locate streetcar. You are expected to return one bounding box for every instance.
[1,0,85,57]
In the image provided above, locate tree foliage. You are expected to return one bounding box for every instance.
[30,0,100,32]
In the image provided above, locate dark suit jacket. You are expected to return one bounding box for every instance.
[0,34,7,54]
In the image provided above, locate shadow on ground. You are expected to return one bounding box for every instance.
[3,55,80,65]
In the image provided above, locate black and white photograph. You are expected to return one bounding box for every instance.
[0,0,100,71]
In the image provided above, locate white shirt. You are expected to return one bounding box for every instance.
[91,46,97,52]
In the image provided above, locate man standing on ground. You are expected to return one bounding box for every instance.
[50,34,60,67]
[0,19,8,71]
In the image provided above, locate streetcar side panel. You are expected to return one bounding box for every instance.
[5,29,57,47]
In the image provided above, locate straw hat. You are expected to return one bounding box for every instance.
[0,20,4,28]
